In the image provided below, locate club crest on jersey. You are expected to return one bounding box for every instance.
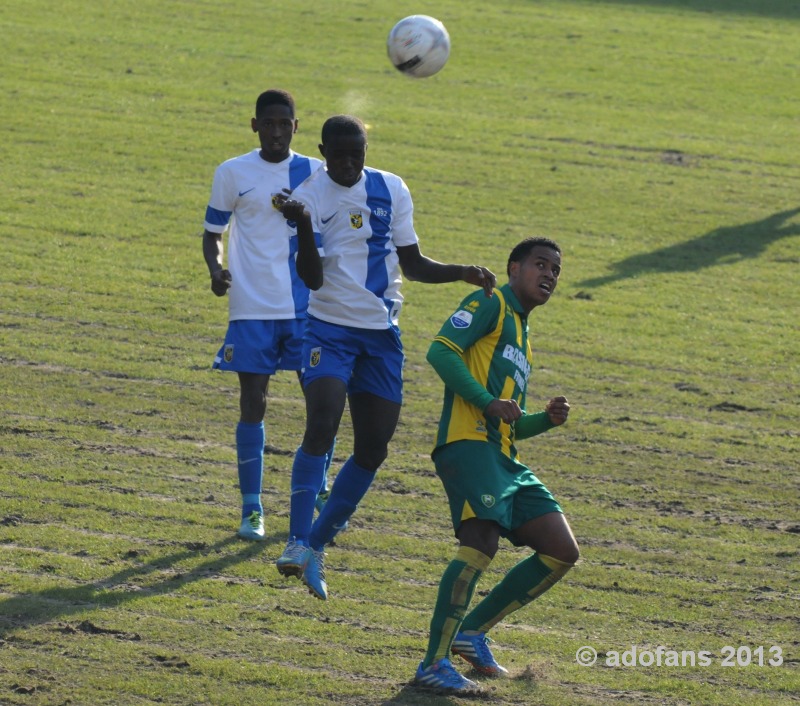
[450,310,473,329]
[224,344,234,363]
[481,494,496,508]
[349,210,363,229]
[309,347,321,367]
[271,193,281,210]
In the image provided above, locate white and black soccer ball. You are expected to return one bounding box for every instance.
[387,15,451,79]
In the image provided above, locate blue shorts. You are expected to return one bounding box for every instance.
[213,319,305,374]
[301,317,405,403]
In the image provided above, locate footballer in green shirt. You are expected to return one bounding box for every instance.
[414,237,579,693]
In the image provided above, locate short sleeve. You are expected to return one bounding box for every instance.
[389,178,418,247]
[203,162,236,233]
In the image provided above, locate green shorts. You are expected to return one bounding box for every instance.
[433,440,562,546]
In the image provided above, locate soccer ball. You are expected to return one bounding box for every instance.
[387,15,451,78]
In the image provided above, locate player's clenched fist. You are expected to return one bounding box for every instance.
[545,396,570,426]
[485,398,524,423]
[210,269,232,296]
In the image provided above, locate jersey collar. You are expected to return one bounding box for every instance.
[500,283,525,316]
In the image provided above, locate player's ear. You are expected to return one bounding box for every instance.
[251,117,259,133]
[318,143,326,158]
[293,119,298,134]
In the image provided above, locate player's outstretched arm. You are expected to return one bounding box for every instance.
[397,244,496,297]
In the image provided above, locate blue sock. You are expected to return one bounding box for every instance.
[309,456,375,550]
[236,422,264,518]
[289,447,327,542]
[320,437,337,493]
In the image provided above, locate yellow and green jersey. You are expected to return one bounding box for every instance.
[430,284,533,460]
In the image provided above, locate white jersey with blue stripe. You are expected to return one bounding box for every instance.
[291,166,419,329]
[203,149,322,321]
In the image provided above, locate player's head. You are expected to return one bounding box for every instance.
[319,115,368,188]
[507,237,561,275]
[255,89,295,119]
[507,237,562,312]
[251,89,298,163]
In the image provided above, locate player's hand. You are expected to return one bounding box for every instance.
[545,396,570,426]
[462,265,496,297]
[210,269,232,296]
[279,198,310,222]
[271,188,293,209]
[485,398,523,423]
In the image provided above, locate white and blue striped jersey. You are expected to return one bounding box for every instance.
[203,149,322,321]
[291,166,419,329]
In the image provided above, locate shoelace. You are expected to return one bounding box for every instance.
[310,549,326,579]
[474,635,496,663]
[283,541,306,560]
[433,660,469,687]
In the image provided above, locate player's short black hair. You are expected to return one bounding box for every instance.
[507,237,561,275]
[255,89,295,118]
[320,115,367,145]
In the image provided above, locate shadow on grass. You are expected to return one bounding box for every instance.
[569,0,800,19]
[382,683,478,705]
[577,206,800,289]
[0,534,277,637]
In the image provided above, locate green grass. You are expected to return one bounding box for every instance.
[1,0,798,704]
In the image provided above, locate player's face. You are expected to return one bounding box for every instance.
[321,133,367,187]
[510,245,562,311]
[252,104,297,163]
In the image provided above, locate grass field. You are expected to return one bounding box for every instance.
[1,0,798,704]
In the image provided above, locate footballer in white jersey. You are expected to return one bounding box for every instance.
[273,115,497,600]
[201,89,329,544]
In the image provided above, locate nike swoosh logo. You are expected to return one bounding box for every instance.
[238,187,255,197]
[238,457,260,465]
[333,523,347,530]
[320,212,337,224]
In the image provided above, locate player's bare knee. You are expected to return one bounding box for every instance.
[353,449,387,472]
[560,543,580,566]
[302,425,338,456]
[457,519,500,559]
[547,541,579,567]
[352,438,390,471]
[240,397,266,423]
[559,535,580,564]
